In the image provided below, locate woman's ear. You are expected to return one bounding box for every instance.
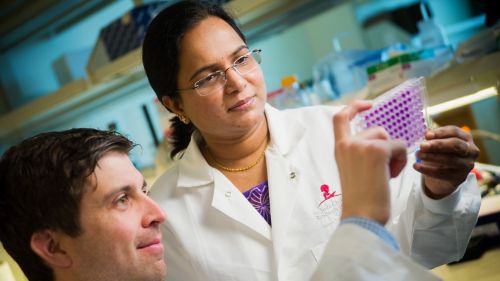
[162,96,185,116]
[31,230,72,269]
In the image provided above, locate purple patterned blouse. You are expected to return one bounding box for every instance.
[242,181,271,226]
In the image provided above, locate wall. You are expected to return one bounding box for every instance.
[251,2,366,92]
[0,0,164,168]
[471,97,500,165]
[41,87,163,169]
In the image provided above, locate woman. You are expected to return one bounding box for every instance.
[142,1,480,280]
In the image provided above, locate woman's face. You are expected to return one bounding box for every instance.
[169,16,267,140]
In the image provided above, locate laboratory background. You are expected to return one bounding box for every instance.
[0,0,499,280]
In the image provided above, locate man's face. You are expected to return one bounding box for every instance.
[60,151,166,281]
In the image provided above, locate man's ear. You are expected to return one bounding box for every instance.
[162,96,185,116]
[30,230,72,269]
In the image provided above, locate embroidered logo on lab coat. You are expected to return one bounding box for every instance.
[314,184,342,228]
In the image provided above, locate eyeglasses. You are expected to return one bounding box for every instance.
[178,49,262,97]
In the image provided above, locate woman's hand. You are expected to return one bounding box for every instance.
[334,100,407,225]
[414,126,480,199]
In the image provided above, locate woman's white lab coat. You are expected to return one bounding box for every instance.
[150,104,480,281]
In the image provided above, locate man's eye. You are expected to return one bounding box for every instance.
[117,194,129,205]
[235,55,249,65]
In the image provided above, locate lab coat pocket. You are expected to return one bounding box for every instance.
[311,241,328,263]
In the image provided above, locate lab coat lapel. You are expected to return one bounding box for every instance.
[211,170,272,240]
[177,134,213,188]
[266,149,299,254]
[265,105,306,263]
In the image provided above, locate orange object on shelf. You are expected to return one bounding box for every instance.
[281,75,298,87]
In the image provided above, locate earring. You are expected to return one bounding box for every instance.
[177,114,190,124]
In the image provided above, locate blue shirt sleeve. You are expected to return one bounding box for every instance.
[341,216,400,251]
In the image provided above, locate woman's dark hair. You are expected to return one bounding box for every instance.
[142,0,246,158]
[0,128,134,281]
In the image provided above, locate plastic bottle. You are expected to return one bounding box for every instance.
[329,36,358,97]
[416,2,448,48]
[280,75,305,109]
[313,54,337,102]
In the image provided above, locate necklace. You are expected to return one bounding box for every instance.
[205,144,267,173]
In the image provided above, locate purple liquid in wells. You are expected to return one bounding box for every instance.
[358,82,426,150]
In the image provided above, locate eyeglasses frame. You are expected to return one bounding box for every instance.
[177,49,262,96]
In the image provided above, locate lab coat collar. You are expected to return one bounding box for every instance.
[177,104,306,188]
[176,132,272,240]
[265,104,305,156]
[177,132,214,188]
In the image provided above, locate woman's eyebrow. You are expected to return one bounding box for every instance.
[189,45,249,81]
[231,45,248,56]
[189,64,218,81]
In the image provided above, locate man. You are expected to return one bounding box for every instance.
[0,127,450,281]
[0,128,166,281]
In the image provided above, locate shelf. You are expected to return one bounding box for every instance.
[0,48,145,142]
[0,0,351,144]
[425,51,500,108]
[324,51,500,111]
